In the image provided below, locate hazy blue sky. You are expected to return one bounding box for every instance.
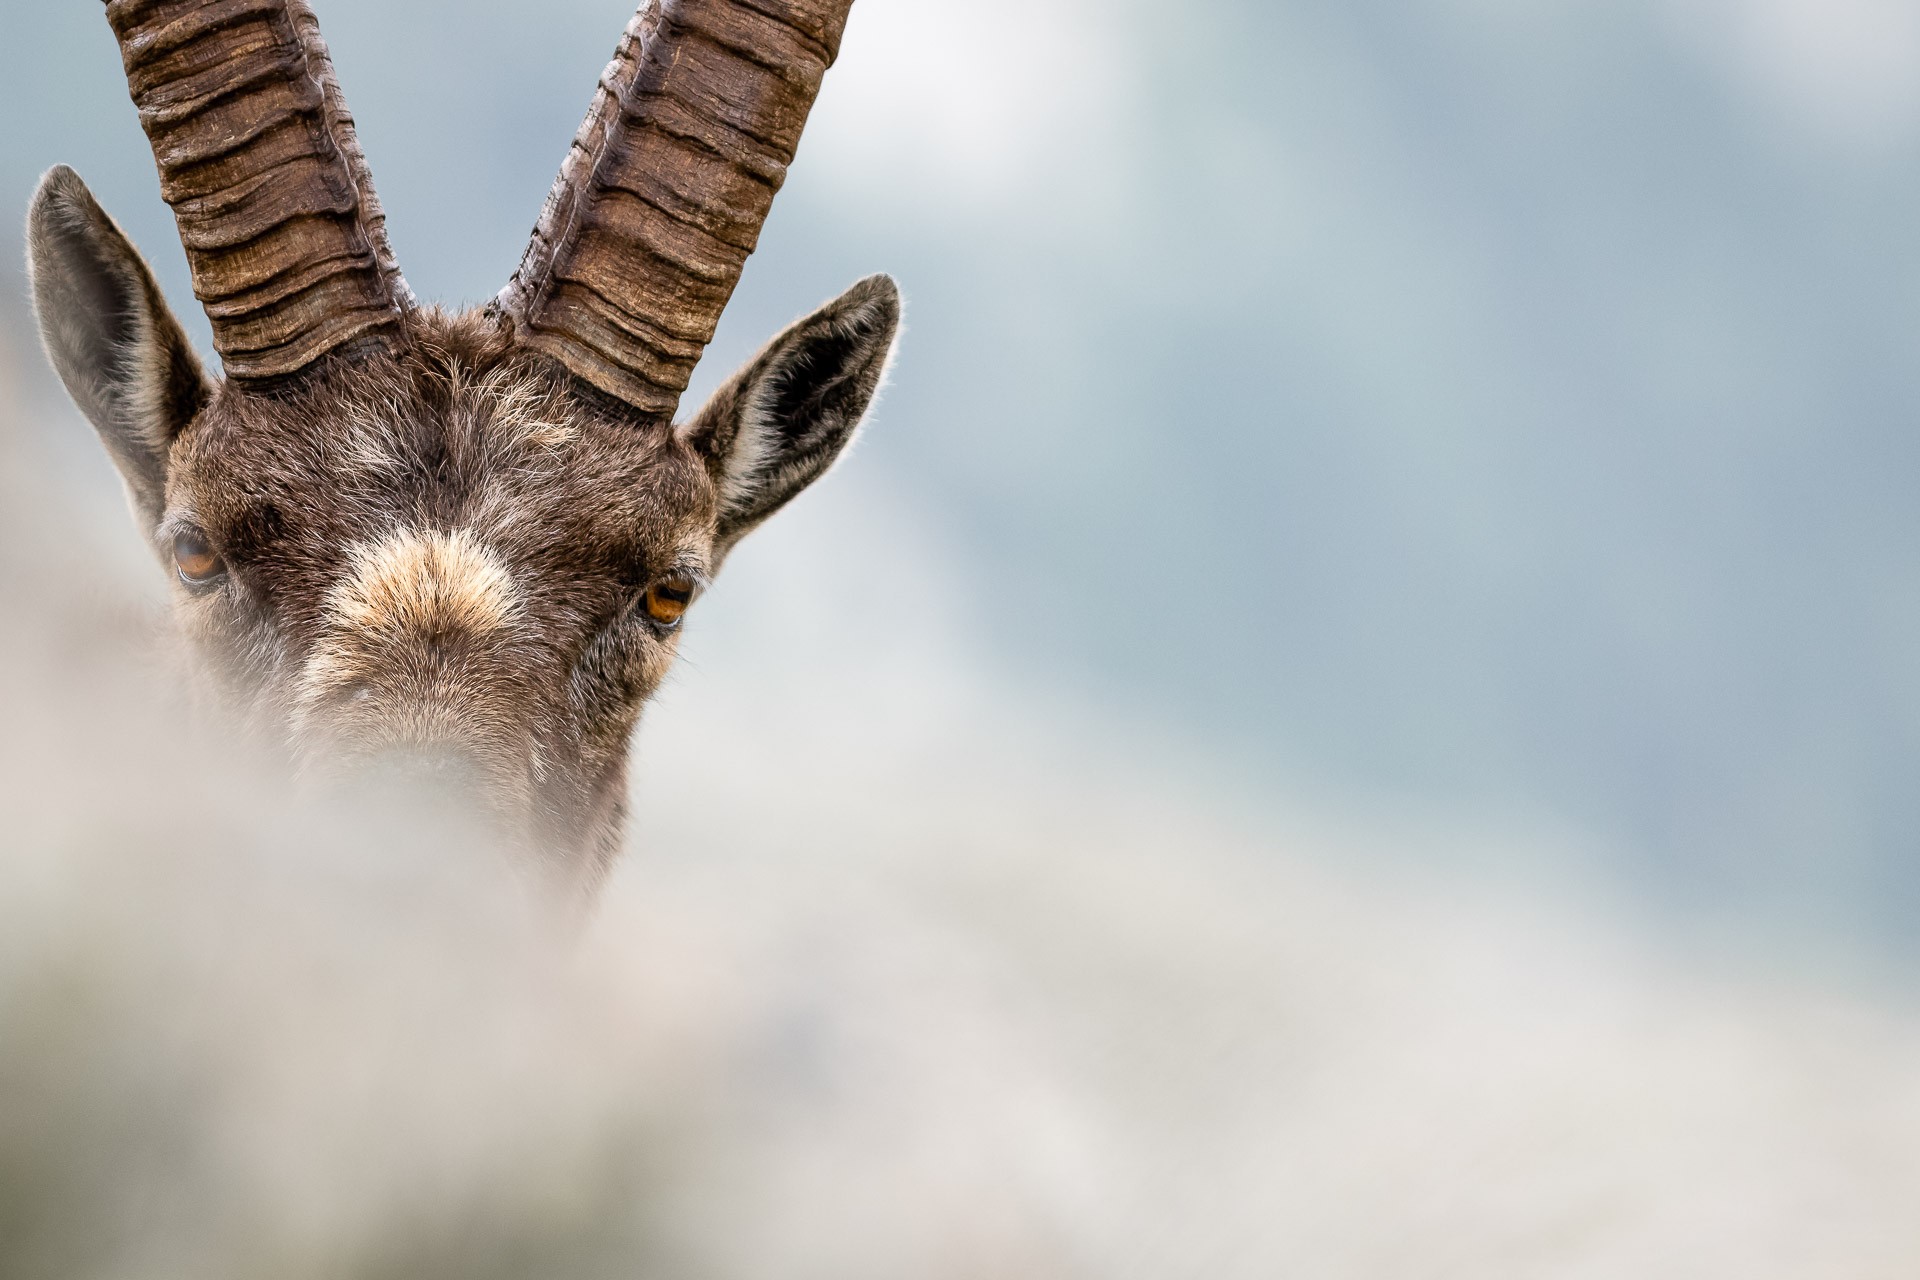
[6,0,1920,947]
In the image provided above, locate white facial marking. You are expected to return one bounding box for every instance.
[299,528,519,705]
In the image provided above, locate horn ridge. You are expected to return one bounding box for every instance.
[105,0,412,380]
[497,0,856,418]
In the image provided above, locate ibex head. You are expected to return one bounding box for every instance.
[27,0,897,885]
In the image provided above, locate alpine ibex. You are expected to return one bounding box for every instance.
[26,0,897,884]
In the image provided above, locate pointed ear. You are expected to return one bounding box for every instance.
[27,165,213,532]
[678,274,900,554]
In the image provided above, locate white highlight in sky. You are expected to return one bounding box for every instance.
[1664,0,1920,151]
[801,0,1138,218]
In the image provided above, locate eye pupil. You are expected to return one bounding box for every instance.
[643,574,695,626]
[172,530,225,586]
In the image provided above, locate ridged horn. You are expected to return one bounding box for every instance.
[496,0,856,419]
[104,0,413,381]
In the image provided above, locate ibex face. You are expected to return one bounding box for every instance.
[26,1,896,883]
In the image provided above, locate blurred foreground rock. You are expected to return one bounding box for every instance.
[3,333,1919,1279]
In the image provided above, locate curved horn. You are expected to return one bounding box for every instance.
[105,0,412,380]
[496,0,855,419]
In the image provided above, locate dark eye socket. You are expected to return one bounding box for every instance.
[171,528,227,588]
[641,573,696,629]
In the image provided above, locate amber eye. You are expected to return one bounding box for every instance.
[172,529,226,588]
[642,574,696,628]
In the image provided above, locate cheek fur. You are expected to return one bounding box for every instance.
[568,621,679,750]
[169,594,300,749]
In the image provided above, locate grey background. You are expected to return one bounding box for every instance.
[4,0,1918,953]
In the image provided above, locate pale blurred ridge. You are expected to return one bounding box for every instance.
[5,328,1920,1275]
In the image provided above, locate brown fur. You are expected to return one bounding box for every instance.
[28,180,901,887]
[160,308,718,881]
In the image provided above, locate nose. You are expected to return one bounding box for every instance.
[344,745,499,814]
[307,743,537,886]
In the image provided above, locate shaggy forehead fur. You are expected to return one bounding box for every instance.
[297,528,523,727]
[166,308,717,660]
[325,529,520,642]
